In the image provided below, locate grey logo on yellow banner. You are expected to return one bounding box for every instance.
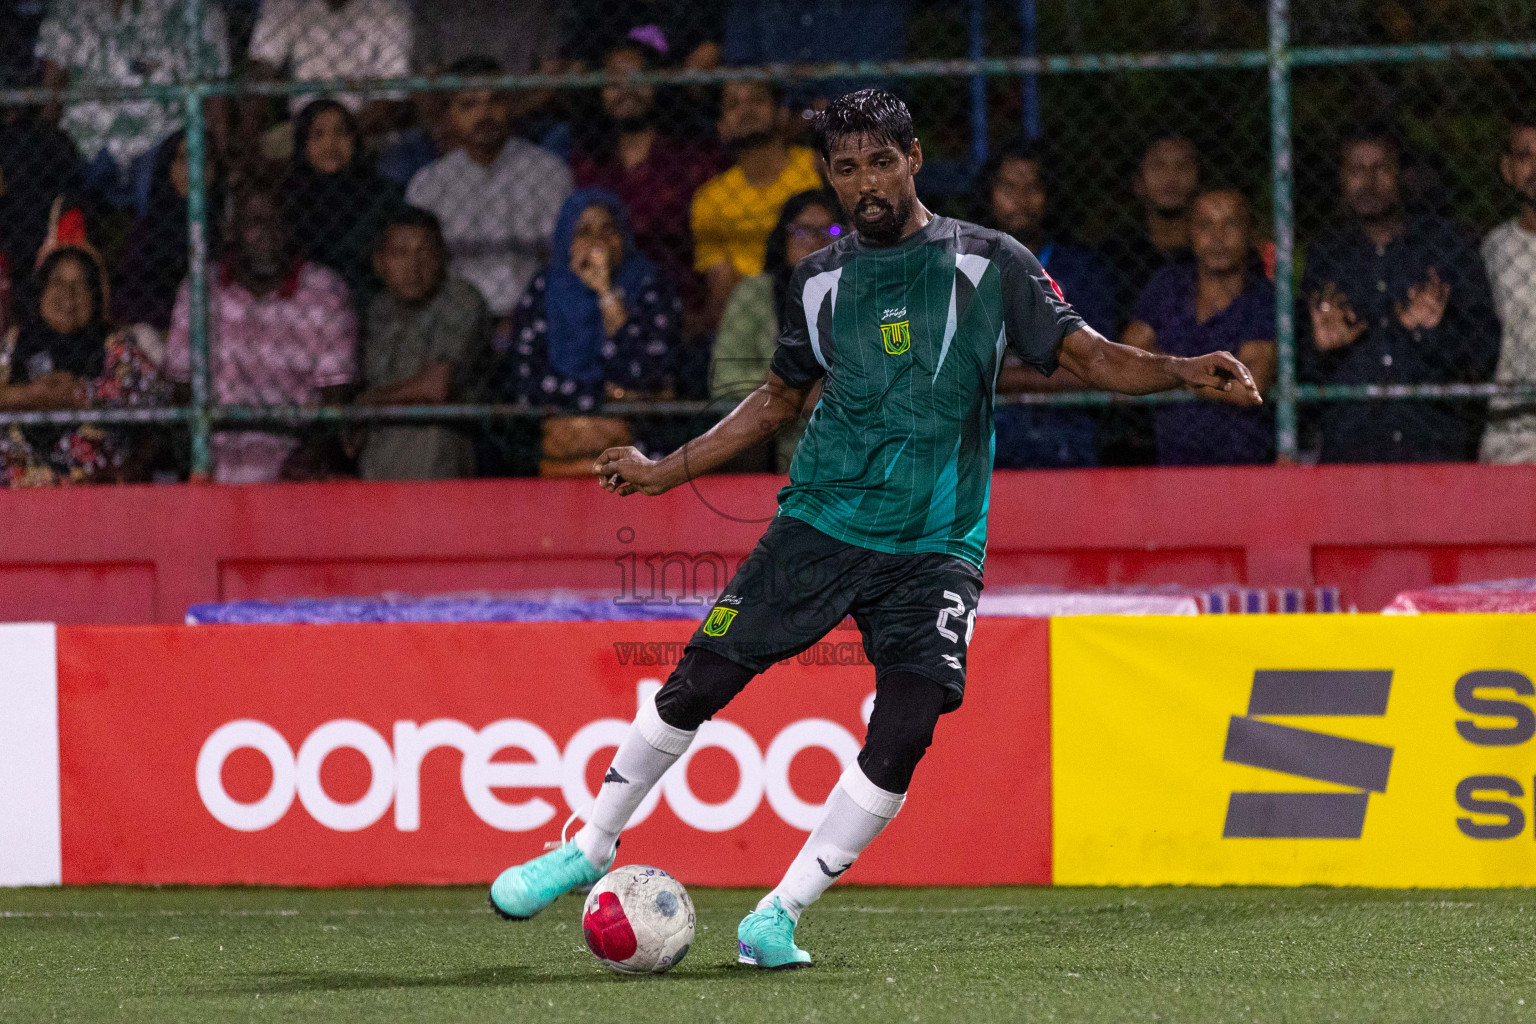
[1222,670,1394,839]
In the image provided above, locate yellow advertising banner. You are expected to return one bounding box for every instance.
[1052,615,1536,886]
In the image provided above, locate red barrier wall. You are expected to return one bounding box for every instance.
[6,464,1536,623]
[56,620,1052,887]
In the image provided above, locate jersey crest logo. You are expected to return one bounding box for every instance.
[702,606,738,636]
[880,319,911,355]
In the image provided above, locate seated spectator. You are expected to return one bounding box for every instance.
[982,139,1116,469]
[1123,188,1276,466]
[0,116,86,274]
[691,80,823,332]
[1480,114,1536,465]
[353,206,489,480]
[1302,128,1498,463]
[37,0,230,209]
[570,39,727,313]
[496,189,680,473]
[284,99,402,302]
[113,130,225,338]
[0,212,169,485]
[709,189,842,472]
[406,57,573,328]
[166,186,357,484]
[244,0,413,159]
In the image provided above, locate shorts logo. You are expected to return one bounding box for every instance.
[702,607,738,637]
[881,320,911,356]
[1222,670,1394,839]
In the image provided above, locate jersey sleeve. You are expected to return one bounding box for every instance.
[997,234,1087,375]
[768,262,826,389]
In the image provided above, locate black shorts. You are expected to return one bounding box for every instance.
[686,514,984,712]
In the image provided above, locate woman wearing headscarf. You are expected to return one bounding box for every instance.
[0,212,169,485]
[283,99,402,302]
[112,130,225,336]
[497,187,681,475]
[709,189,845,471]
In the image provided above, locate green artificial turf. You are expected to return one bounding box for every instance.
[2,884,1535,1022]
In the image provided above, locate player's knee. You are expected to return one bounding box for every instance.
[653,648,755,732]
[857,672,947,793]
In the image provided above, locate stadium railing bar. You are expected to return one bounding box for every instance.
[3,0,1534,473]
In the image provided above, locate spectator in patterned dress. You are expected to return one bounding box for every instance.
[165,186,357,483]
[37,0,230,209]
[495,189,680,474]
[0,214,169,485]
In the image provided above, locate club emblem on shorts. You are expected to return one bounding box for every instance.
[881,319,911,355]
[702,606,738,636]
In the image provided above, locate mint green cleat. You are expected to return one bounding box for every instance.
[737,898,813,969]
[489,842,611,921]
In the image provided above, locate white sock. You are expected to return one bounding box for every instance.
[758,763,905,921]
[573,692,695,866]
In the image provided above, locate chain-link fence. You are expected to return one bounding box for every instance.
[0,0,1534,484]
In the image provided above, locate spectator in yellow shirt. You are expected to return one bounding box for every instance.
[691,80,823,332]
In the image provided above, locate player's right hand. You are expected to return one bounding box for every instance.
[593,446,674,497]
[1174,352,1263,406]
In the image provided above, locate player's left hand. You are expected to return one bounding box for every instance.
[593,445,675,497]
[1174,352,1263,406]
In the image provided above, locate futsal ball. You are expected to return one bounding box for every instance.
[581,865,695,974]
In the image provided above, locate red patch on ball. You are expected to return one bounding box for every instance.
[583,890,638,962]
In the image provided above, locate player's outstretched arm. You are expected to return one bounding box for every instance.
[1057,327,1263,405]
[593,373,814,497]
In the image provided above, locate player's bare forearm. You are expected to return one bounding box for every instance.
[593,373,813,496]
[1058,327,1262,405]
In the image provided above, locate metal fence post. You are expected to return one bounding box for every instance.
[968,0,990,170]
[182,0,213,478]
[1019,0,1041,139]
[1268,0,1299,460]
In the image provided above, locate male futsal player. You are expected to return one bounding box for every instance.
[490,90,1261,968]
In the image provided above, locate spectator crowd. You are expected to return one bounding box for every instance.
[0,0,1532,486]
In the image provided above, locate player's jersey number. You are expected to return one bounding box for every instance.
[935,590,976,645]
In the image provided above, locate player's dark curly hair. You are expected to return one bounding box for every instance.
[809,89,915,161]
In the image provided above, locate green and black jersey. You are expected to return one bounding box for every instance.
[769,215,1086,571]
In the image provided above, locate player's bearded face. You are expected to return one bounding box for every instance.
[851,192,913,244]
